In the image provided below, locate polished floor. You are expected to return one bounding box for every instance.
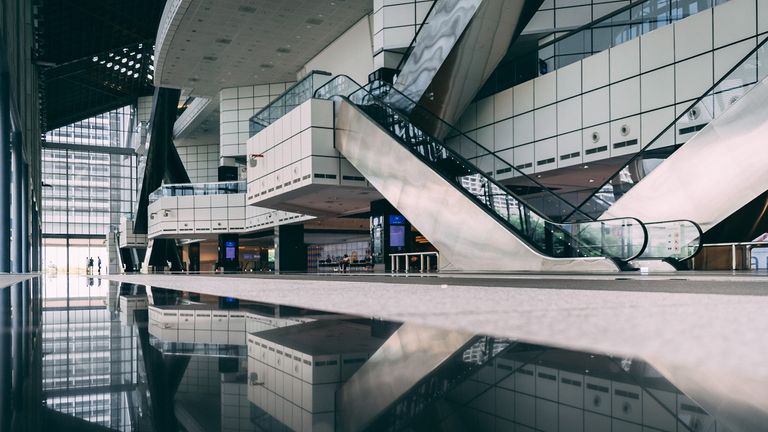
[4,273,766,431]
[95,271,768,431]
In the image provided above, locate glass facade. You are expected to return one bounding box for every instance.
[477,0,725,100]
[42,106,140,273]
[42,278,138,431]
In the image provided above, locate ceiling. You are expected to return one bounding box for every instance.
[36,0,167,131]
[155,0,372,97]
[254,184,383,218]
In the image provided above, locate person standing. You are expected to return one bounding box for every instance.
[341,254,351,273]
[97,257,102,274]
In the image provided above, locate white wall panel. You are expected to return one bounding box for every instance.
[675,53,713,102]
[557,96,582,134]
[610,37,640,81]
[582,88,609,127]
[494,88,514,121]
[641,66,675,111]
[647,107,671,152]
[674,9,713,61]
[514,112,535,144]
[609,77,640,120]
[714,0,756,48]
[477,97,495,127]
[582,50,610,92]
[494,119,514,152]
[514,81,535,114]
[556,61,582,100]
[534,105,557,140]
[557,131,583,167]
[534,73,557,107]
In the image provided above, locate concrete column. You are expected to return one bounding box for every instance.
[274,224,306,273]
[21,161,28,273]
[0,44,13,432]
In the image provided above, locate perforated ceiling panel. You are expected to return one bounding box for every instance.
[155,0,372,97]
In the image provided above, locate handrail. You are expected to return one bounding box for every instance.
[314,74,594,223]
[641,219,704,262]
[564,34,768,221]
[700,241,768,271]
[390,252,439,273]
[316,75,649,262]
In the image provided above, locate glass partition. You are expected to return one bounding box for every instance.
[148,180,245,203]
[478,0,724,99]
[248,70,332,137]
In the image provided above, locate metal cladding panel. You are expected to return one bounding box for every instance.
[336,324,475,432]
[391,0,542,137]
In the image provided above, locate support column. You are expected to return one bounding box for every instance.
[11,131,21,273]
[21,161,28,273]
[274,224,306,273]
[0,44,13,432]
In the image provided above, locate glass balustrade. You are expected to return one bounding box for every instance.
[248,70,332,137]
[148,180,245,203]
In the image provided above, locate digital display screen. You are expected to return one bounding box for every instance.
[390,225,405,247]
[242,253,254,260]
[225,241,236,260]
[389,215,406,225]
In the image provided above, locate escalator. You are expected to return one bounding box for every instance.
[389,0,543,137]
[336,324,515,432]
[572,35,768,245]
[316,76,647,272]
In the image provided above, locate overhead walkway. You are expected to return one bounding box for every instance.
[579,36,768,243]
[315,76,652,272]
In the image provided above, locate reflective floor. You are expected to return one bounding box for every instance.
[4,275,753,431]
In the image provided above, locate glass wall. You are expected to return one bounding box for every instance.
[477,0,725,99]
[42,106,139,273]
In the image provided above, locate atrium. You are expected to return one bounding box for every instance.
[1,0,767,430]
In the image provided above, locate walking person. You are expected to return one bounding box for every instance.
[97,257,102,274]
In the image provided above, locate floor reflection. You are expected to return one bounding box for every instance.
[31,276,734,432]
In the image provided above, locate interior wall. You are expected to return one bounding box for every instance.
[298,16,374,85]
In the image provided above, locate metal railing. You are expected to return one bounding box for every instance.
[390,252,440,273]
[701,241,768,271]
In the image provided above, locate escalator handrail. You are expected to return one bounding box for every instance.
[314,74,594,222]
[642,218,704,262]
[563,34,768,222]
[317,76,649,261]
[588,192,703,261]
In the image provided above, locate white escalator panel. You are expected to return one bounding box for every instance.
[334,99,618,272]
[336,324,475,432]
[602,75,768,232]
